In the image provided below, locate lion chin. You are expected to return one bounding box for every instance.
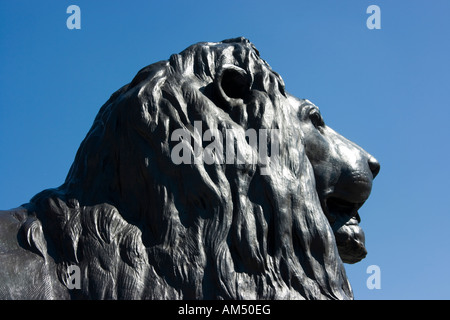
[333,218,367,264]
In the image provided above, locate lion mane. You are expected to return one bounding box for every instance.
[19,37,352,299]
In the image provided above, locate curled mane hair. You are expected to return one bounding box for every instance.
[27,37,352,299]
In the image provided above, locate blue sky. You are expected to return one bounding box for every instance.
[1,0,449,300]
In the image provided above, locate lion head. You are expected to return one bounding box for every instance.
[1,37,379,300]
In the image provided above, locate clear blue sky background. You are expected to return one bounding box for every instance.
[1,0,449,300]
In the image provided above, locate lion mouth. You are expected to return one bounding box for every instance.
[323,196,364,226]
[322,195,368,263]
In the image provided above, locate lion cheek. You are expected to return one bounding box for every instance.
[333,223,367,264]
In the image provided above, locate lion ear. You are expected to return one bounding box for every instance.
[215,64,252,106]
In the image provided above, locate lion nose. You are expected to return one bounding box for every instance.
[368,156,380,179]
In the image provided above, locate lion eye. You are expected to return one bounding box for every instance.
[309,110,325,128]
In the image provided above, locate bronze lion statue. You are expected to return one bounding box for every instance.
[0,37,379,300]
